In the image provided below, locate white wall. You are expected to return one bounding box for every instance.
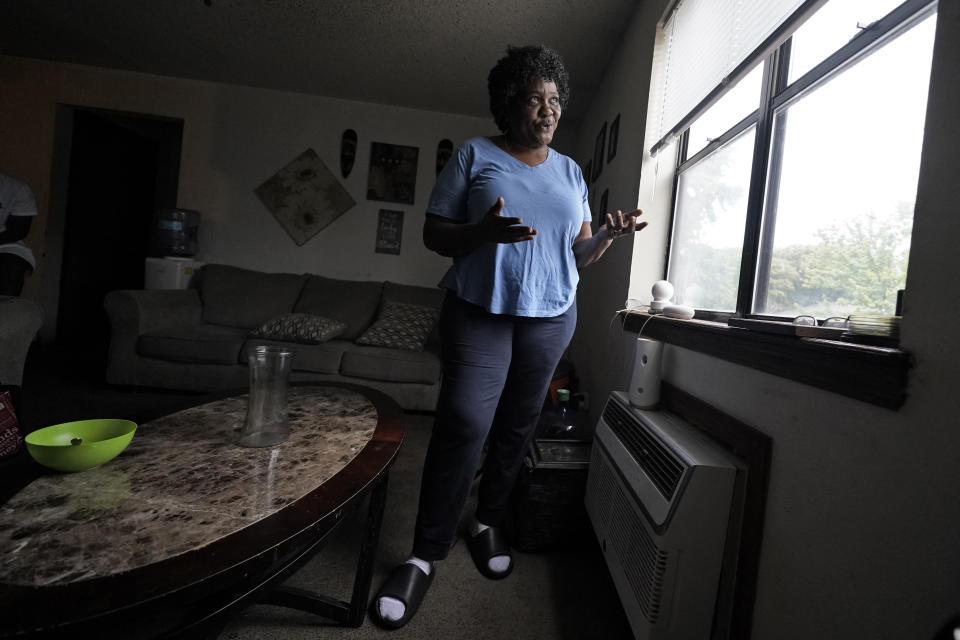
[0,54,502,334]
[571,2,960,639]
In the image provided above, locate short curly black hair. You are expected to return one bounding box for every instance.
[487,45,570,133]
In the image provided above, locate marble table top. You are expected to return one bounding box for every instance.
[0,386,378,587]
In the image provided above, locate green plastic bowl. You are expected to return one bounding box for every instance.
[25,419,138,472]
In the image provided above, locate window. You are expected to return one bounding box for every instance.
[671,126,755,310]
[662,0,937,319]
[687,65,764,158]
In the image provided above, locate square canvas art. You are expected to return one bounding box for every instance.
[255,149,356,246]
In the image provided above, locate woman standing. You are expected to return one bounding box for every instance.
[372,44,646,629]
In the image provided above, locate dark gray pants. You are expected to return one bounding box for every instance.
[412,295,577,561]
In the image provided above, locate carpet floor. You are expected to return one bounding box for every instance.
[19,346,634,640]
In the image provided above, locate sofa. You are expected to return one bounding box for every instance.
[104,264,445,411]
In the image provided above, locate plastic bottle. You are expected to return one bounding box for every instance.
[154,208,200,257]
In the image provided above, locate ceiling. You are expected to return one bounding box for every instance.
[2,0,641,126]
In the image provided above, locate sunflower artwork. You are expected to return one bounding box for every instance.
[254,148,356,246]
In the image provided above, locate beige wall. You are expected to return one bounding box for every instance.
[571,2,960,639]
[0,54,507,336]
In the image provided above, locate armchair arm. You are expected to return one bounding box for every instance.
[0,296,43,387]
[103,289,202,385]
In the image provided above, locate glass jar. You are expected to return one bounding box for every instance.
[237,345,294,447]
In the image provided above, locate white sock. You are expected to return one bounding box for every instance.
[470,516,511,574]
[377,557,432,622]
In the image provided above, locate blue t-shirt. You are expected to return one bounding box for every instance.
[427,137,592,317]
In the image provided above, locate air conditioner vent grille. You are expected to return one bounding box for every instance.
[586,445,615,526]
[603,398,686,500]
[608,469,669,623]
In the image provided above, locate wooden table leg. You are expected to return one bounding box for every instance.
[347,471,389,626]
[257,471,391,627]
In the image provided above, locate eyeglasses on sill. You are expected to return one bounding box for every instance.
[792,315,849,328]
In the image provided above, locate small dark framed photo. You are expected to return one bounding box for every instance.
[599,188,610,228]
[375,209,404,255]
[607,114,620,164]
[592,121,607,182]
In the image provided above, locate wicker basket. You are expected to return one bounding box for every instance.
[509,438,594,552]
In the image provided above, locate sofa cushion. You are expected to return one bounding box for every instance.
[250,313,347,344]
[241,338,350,375]
[293,276,383,341]
[138,324,248,364]
[199,264,307,329]
[380,281,446,348]
[356,301,439,351]
[340,344,442,384]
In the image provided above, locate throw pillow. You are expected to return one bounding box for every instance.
[356,301,439,351]
[250,313,347,344]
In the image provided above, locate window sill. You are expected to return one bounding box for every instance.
[620,311,911,410]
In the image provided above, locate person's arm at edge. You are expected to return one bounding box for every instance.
[572,209,647,269]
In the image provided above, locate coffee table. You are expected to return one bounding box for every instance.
[0,383,404,639]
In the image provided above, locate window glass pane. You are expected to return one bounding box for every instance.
[757,14,935,317]
[788,0,905,83]
[668,127,756,311]
[687,63,764,157]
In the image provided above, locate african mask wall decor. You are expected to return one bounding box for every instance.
[341,129,358,178]
[436,139,453,176]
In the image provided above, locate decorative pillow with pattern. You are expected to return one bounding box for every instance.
[250,313,347,344]
[356,301,439,351]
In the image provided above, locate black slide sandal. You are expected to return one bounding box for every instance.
[467,527,513,580]
[370,563,435,629]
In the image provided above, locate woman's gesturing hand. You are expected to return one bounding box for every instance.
[604,208,647,239]
[423,197,536,257]
[478,197,537,244]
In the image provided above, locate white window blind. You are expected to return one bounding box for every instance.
[651,0,810,149]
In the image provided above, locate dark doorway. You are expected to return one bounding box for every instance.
[56,108,182,373]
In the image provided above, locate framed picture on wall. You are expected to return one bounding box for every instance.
[607,114,620,164]
[367,142,419,205]
[375,209,404,254]
[593,122,607,180]
[254,148,356,246]
[599,188,610,229]
[592,122,607,182]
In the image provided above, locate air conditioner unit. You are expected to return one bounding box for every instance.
[585,391,746,640]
